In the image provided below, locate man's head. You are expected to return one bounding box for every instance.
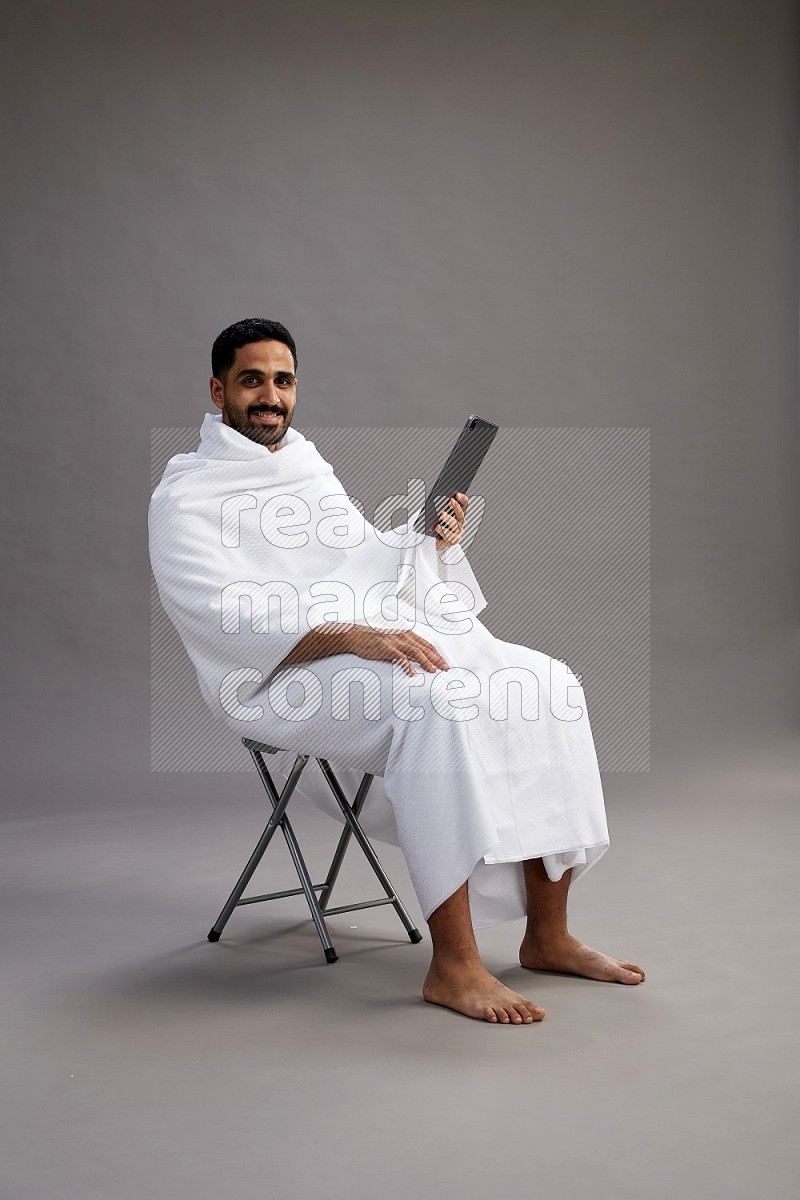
[210,318,298,451]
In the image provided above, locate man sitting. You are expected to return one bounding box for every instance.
[148,317,645,1024]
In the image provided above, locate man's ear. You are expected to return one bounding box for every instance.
[209,377,224,410]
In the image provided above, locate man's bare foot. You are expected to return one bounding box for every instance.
[519,931,646,984]
[423,959,546,1023]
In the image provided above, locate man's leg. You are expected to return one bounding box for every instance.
[422,880,546,1024]
[519,857,646,983]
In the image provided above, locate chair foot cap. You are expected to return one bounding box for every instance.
[207,929,221,942]
[324,948,339,963]
[409,929,423,943]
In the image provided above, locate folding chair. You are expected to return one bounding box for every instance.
[207,737,423,963]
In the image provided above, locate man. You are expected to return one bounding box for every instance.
[149,317,645,1025]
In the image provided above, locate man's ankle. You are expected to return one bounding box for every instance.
[523,922,570,944]
[429,950,485,974]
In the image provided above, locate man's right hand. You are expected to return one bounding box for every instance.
[276,621,450,677]
[347,626,450,678]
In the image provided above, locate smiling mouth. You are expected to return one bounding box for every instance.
[250,408,283,424]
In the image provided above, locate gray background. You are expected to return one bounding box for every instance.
[2,2,798,1198]
[2,0,797,806]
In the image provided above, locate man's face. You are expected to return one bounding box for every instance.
[210,340,297,451]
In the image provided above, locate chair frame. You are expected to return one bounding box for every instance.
[207,737,423,963]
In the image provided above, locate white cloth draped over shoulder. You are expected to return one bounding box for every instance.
[148,412,610,928]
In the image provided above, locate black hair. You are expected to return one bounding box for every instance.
[211,318,298,381]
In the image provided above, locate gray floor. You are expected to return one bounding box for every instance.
[3,735,799,1200]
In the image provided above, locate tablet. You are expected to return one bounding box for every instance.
[412,415,499,539]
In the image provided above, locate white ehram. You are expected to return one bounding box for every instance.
[148,412,610,928]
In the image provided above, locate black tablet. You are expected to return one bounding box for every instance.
[412,415,499,539]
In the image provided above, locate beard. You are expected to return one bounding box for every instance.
[224,398,292,448]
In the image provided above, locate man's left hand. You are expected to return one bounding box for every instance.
[435,492,469,552]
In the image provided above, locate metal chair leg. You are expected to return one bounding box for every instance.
[316,758,423,945]
[275,811,339,963]
[317,771,374,913]
[207,742,423,963]
[207,750,309,943]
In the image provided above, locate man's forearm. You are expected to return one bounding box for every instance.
[276,622,358,669]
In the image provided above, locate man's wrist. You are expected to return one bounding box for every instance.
[312,621,357,657]
[280,621,357,667]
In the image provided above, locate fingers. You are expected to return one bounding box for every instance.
[405,648,447,674]
[393,652,442,678]
[435,492,468,544]
[392,654,416,678]
[406,632,450,673]
[435,512,457,543]
[390,632,449,675]
[372,629,450,676]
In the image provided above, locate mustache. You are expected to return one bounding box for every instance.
[248,404,284,415]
